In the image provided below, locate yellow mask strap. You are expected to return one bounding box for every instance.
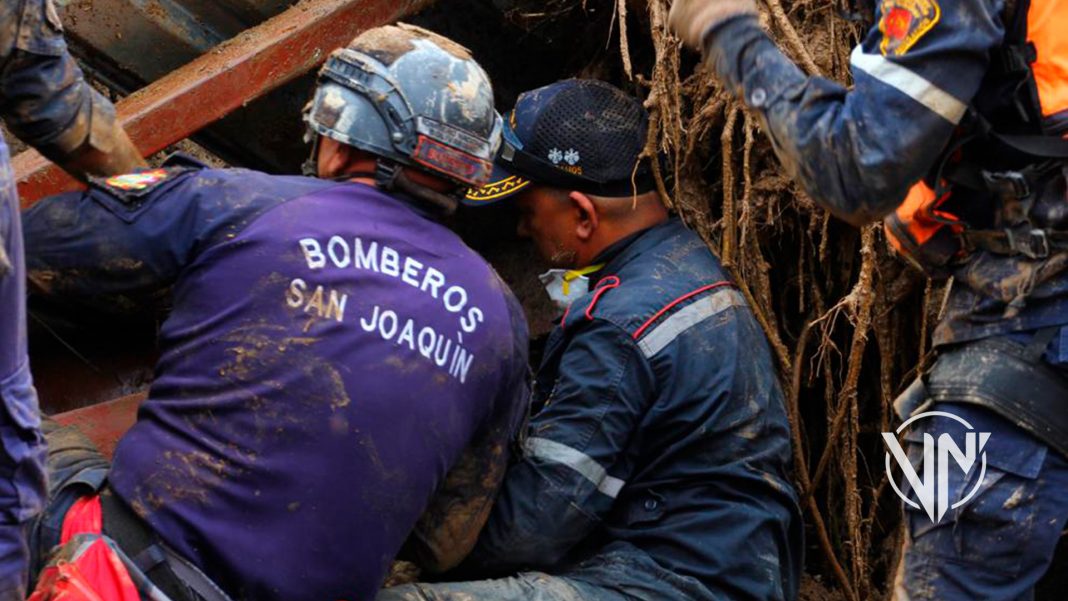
[561,263,605,296]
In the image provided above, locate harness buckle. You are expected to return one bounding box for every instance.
[982,170,1031,199]
[1005,227,1050,259]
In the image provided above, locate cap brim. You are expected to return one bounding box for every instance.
[463,162,532,206]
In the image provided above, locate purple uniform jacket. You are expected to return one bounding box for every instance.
[22,160,530,600]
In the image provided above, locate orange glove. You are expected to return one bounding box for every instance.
[668,0,757,49]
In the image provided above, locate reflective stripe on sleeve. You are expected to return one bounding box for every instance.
[636,288,745,358]
[524,437,625,498]
[850,47,968,124]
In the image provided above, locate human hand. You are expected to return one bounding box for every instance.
[668,0,758,49]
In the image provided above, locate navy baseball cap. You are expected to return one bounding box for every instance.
[464,79,657,205]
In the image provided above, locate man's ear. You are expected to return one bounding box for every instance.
[569,191,598,241]
[317,137,353,179]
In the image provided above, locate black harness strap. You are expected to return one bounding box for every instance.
[983,0,1044,128]
[933,0,1068,259]
[990,131,1068,157]
[945,158,1066,258]
[957,0,1068,157]
[927,335,1068,459]
[101,488,233,601]
[963,228,1068,259]
[1025,325,1059,359]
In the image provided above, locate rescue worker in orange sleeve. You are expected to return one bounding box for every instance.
[669,0,1068,597]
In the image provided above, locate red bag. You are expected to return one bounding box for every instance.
[29,496,141,601]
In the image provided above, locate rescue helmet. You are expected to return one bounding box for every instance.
[303,24,502,188]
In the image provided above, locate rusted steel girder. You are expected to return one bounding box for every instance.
[15,0,435,208]
[61,0,293,84]
[53,391,147,460]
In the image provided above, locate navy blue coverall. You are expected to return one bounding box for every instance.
[0,1,132,596]
[382,218,803,601]
[703,1,1068,597]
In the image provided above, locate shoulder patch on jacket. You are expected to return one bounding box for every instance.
[90,166,195,207]
[878,0,940,56]
[103,169,172,192]
[82,167,200,219]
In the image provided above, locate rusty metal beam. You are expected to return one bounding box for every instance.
[53,391,147,460]
[15,0,435,208]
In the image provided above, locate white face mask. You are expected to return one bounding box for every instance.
[539,264,605,312]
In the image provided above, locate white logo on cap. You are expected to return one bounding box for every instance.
[564,149,580,165]
[548,148,563,164]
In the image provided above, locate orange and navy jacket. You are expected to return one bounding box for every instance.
[704,0,1068,348]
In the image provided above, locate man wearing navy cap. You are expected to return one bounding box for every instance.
[379,79,803,601]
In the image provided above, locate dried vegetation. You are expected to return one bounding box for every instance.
[639,2,937,598]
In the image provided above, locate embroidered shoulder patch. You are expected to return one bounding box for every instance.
[104,169,171,191]
[878,0,940,56]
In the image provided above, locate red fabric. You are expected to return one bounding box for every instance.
[60,497,103,544]
[28,496,141,601]
[585,276,621,320]
[559,275,623,326]
[30,561,106,601]
[884,7,913,41]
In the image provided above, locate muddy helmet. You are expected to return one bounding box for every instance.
[304,24,502,187]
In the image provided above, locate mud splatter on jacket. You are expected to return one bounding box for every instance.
[704,4,1068,347]
[21,157,530,601]
[466,219,803,601]
[0,1,127,596]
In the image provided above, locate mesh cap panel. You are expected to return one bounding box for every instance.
[465,79,655,205]
[523,80,648,184]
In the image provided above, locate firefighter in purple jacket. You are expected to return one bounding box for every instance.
[0,0,145,597]
[21,25,530,601]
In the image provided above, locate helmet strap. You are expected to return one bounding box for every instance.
[375,158,459,217]
[301,133,322,177]
[373,159,402,190]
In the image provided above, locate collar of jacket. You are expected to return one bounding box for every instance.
[591,217,683,284]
